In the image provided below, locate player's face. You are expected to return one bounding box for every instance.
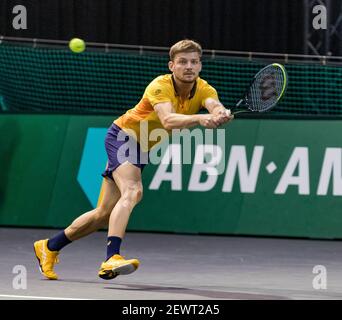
[169,52,202,83]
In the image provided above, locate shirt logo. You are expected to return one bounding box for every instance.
[154,89,161,95]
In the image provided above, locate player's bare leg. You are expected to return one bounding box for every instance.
[109,162,143,238]
[65,177,121,241]
[98,162,142,280]
[34,178,120,280]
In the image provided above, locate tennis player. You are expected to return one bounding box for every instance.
[34,39,234,280]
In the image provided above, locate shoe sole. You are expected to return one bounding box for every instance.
[33,244,43,274]
[99,263,137,280]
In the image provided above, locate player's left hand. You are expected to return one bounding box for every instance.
[216,109,234,126]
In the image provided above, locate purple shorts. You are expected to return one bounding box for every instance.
[101,123,148,180]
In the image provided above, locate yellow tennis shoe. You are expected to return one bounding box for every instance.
[33,239,59,280]
[98,254,140,280]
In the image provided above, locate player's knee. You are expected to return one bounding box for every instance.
[122,184,143,207]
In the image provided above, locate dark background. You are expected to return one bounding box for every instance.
[0,0,306,53]
[0,0,341,55]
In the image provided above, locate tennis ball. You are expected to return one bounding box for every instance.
[69,38,86,53]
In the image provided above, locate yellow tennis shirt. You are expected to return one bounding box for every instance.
[114,74,219,151]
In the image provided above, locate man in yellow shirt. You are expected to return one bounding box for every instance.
[33,39,234,280]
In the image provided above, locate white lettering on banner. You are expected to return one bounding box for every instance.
[222,146,264,193]
[171,128,204,165]
[148,145,342,196]
[188,145,222,191]
[149,144,182,190]
[275,147,310,195]
[317,148,342,196]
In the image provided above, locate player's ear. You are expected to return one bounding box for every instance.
[168,60,174,72]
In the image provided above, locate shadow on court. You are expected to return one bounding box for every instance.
[103,283,289,300]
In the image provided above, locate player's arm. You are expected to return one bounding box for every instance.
[203,98,234,125]
[204,97,232,117]
[154,101,219,129]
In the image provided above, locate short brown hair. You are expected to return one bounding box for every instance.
[169,39,202,61]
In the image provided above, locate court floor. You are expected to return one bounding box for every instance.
[0,227,341,300]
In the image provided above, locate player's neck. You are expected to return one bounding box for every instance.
[172,75,195,99]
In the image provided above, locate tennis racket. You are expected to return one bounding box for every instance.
[231,63,288,115]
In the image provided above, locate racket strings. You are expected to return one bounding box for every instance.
[248,67,285,112]
[274,70,284,100]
